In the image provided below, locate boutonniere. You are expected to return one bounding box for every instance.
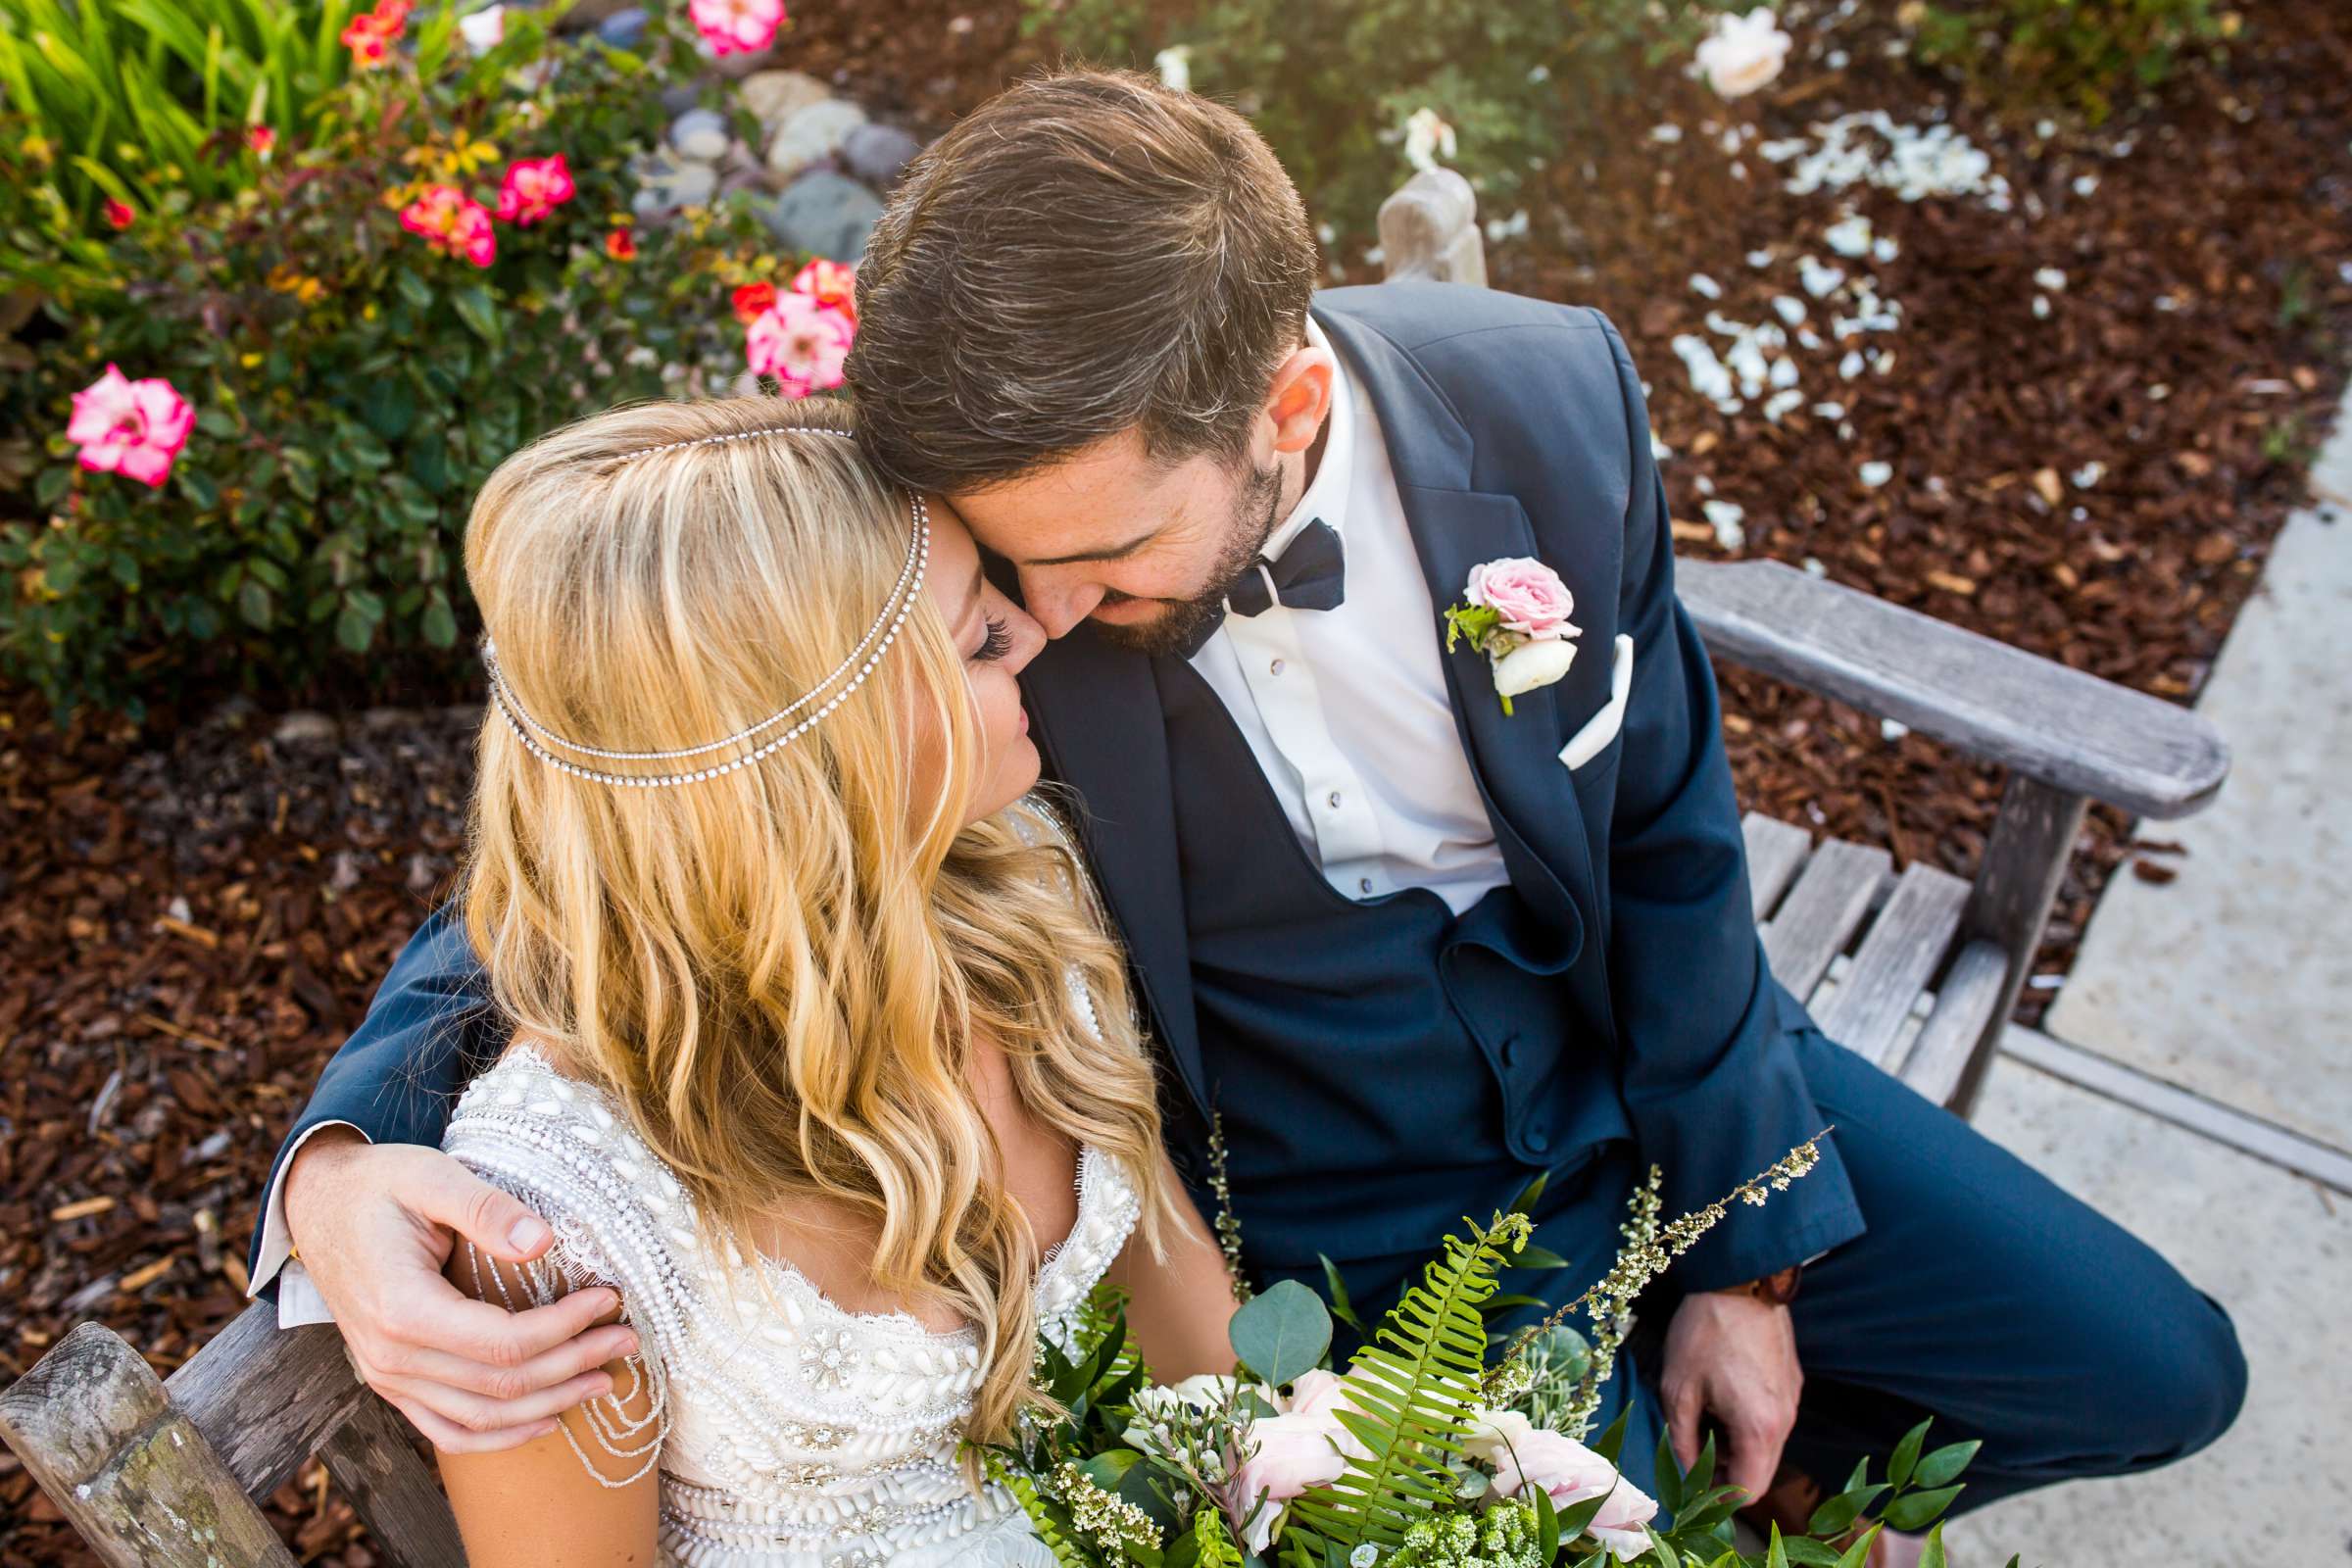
[1444,557,1581,715]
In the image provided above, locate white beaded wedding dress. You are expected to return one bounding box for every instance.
[441,1033,1142,1567]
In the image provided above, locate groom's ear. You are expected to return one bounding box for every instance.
[1261,346,1337,459]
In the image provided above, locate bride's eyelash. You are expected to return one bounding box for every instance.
[974,615,1013,662]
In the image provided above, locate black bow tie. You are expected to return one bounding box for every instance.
[1228,516,1347,619]
[1172,517,1346,660]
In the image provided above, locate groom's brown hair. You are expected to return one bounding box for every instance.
[846,69,1319,494]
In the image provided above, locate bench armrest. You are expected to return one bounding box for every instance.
[1679,558,2230,819]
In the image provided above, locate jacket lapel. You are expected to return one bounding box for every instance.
[1017,624,1208,1115]
[1315,306,1602,956]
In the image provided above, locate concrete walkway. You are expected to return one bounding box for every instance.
[1945,409,2352,1562]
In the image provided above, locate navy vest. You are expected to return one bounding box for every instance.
[1154,660,1636,1320]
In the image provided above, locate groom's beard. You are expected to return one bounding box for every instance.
[1089,461,1285,658]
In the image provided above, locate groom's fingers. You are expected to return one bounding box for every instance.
[383,1316,641,1401]
[1664,1374,1705,1472]
[405,1154,559,1264]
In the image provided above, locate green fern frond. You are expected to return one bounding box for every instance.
[986,1451,1103,1568]
[1284,1214,1528,1552]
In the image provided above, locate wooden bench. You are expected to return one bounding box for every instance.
[2,172,2229,1566]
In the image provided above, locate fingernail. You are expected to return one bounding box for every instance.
[508,1216,550,1251]
[535,1420,558,1439]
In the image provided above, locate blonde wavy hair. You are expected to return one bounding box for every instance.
[461,396,1171,1446]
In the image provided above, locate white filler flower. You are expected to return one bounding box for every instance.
[1154,45,1193,94]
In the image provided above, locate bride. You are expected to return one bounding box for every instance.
[430,397,1239,1566]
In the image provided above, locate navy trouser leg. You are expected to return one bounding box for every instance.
[1759,1028,2246,1513]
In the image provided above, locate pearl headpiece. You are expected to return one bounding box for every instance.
[481,424,932,789]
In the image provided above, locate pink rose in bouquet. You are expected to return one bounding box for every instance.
[67,366,194,488]
[1465,1409,1660,1557]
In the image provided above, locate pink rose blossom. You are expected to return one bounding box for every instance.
[1220,1370,1376,1555]
[67,365,195,488]
[1464,1410,1659,1558]
[1465,557,1579,641]
[401,183,496,267]
[745,292,854,398]
[689,0,785,56]
[494,154,575,226]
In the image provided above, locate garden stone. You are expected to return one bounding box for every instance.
[760,172,884,264]
[271,710,338,747]
[739,69,831,128]
[659,82,703,117]
[765,99,867,182]
[842,123,922,188]
[633,152,719,218]
[593,6,646,48]
[670,108,731,162]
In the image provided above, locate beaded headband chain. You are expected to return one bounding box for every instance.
[481,424,933,789]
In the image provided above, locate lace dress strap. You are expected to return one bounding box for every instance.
[442,1046,688,1485]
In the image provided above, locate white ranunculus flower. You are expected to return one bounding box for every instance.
[1154,45,1193,94]
[458,4,506,52]
[1695,8,1792,99]
[1493,636,1578,699]
[1403,107,1457,173]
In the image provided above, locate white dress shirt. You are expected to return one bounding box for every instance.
[1189,317,1507,913]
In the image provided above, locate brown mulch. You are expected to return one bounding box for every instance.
[5,1,2350,1561]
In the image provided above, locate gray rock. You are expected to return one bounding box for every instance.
[632,152,718,218]
[760,172,884,263]
[670,107,731,162]
[764,98,866,182]
[593,6,645,47]
[738,69,831,128]
[842,122,922,188]
[658,82,702,117]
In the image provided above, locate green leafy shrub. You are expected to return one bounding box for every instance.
[0,0,371,226]
[1908,0,2229,123]
[1024,0,1739,242]
[1,11,798,720]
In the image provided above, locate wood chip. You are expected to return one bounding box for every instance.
[50,1196,118,1223]
[118,1257,176,1293]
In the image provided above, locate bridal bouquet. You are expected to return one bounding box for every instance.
[990,1141,2003,1568]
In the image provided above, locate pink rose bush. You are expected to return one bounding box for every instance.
[67,366,194,488]
[746,289,855,397]
[494,154,575,225]
[690,0,786,56]
[1448,556,1582,709]
[1463,1408,1661,1558]
[399,183,496,267]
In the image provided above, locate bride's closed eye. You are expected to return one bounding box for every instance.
[972,614,1014,663]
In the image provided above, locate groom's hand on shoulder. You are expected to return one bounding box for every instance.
[283,1129,639,1452]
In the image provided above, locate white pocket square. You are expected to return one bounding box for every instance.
[1559,634,1634,771]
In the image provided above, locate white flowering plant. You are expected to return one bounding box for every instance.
[986,1141,2010,1568]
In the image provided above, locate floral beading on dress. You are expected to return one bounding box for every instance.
[442,1018,1141,1567]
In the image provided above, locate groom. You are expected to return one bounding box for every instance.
[251,71,2241,1531]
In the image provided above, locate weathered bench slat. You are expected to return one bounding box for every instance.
[1680,558,2229,821]
[321,1394,467,1568]
[1742,811,1814,921]
[1762,839,1891,1002]
[1812,861,1972,1066]
[0,1322,301,1568]
[167,1302,368,1498]
[1897,939,2012,1104]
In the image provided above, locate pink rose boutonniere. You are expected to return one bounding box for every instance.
[1445,557,1581,713]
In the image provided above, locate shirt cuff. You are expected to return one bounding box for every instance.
[249,1119,369,1321]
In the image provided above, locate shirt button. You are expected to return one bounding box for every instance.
[1269,659,1286,676]
[1358,877,1374,895]
[1327,790,1343,809]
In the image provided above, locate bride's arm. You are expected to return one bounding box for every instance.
[1107,1151,1243,1380]
[433,1248,661,1567]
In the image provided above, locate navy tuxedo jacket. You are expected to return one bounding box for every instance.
[254,283,1864,1293]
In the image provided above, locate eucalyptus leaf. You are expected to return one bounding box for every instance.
[1228,1279,1331,1389]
